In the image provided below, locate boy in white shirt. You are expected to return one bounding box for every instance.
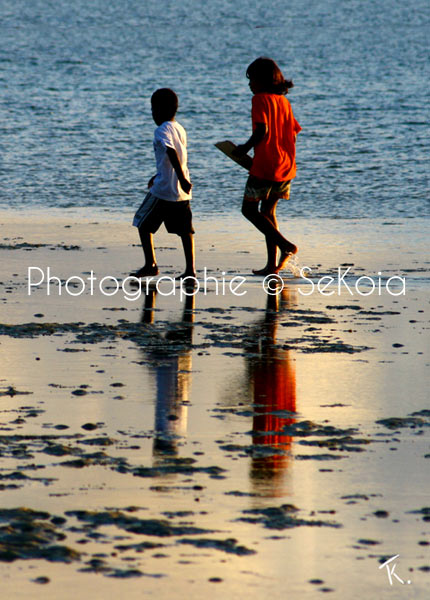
[132,88,195,278]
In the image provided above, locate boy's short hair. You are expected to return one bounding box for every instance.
[151,88,178,121]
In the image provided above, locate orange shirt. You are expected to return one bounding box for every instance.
[250,93,301,182]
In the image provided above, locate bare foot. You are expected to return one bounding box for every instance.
[252,266,277,276]
[130,265,159,277]
[275,244,298,273]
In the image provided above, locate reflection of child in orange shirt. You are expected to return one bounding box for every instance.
[234,57,301,276]
[252,346,296,475]
[253,357,296,446]
[246,292,297,489]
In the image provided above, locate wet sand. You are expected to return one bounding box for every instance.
[0,211,429,599]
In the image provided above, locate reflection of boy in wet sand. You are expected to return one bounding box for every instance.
[245,289,296,492]
[131,88,195,279]
[140,290,194,457]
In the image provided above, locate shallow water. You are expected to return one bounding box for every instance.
[0,0,429,218]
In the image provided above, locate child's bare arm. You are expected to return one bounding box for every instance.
[166,147,192,194]
[233,123,267,157]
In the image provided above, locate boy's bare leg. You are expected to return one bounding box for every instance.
[131,229,159,277]
[178,233,196,279]
[242,197,297,274]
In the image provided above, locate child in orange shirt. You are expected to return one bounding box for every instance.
[234,57,301,275]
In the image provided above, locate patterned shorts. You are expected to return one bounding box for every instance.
[133,193,194,235]
[244,175,291,200]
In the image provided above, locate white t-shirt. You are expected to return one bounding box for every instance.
[150,120,191,202]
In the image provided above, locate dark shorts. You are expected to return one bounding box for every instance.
[133,193,194,235]
[244,175,291,200]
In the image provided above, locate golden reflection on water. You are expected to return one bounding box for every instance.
[245,289,297,498]
[139,290,194,460]
[135,286,298,500]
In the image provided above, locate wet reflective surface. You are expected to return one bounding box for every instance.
[0,215,429,597]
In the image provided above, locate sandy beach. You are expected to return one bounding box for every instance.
[0,210,428,598]
[1,0,428,595]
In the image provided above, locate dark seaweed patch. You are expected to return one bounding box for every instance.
[65,510,215,537]
[218,443,286,458]
[298,436,372,452]
[281,421,357,438]
[0,471,55,487]
[0,317,370,355]
[0,508,80,563]
[295,454,345,461]
[178,537,256,556]
[376,417,429,430]
[300,340,369,354]
[410,410,430,418]
[237,505,341,530]
[0,386,33,397]
[130,457,226,479]
[114,541,164,553]
[407,508,430,522]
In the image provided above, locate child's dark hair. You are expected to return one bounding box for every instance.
[151,88,178,120]
[246,57,294,95]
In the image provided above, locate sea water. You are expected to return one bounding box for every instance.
[0,0,428,219]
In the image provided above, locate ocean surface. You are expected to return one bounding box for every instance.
[0,0,428,219]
